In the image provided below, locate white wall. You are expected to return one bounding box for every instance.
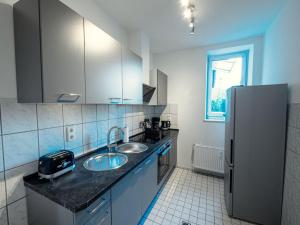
[262,0,300,103]
[61,0,127,45]
[154,36,264,169]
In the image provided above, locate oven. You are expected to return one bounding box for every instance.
[157,141,172,184]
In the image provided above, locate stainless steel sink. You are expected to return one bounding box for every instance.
[116,142,148,154]
[83,153,128,172]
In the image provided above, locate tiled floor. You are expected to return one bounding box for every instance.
[140,168,254,225]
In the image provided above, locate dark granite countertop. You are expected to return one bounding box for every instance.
[24,129,179,213]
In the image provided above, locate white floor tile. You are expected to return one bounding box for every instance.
[140,168,254,225]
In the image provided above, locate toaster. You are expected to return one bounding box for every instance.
[38,150,75,179]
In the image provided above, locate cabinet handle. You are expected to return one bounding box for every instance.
[123,98,134,101]
[160,145,172,156]
[57,93,80,103]
[230,139,233,165]
[98,210,109,225]
[229,169,233,193]
[145,158,152,166]
[134,167,143,175]
[88,198,107,215]
[109,97,122,104]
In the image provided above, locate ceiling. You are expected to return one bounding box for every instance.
[95,0,285,53]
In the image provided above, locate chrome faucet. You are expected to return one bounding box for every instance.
[107,126,124,152]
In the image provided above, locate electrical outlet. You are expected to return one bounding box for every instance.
[66,126,76,142]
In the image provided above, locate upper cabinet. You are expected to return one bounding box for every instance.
[14,0,143,105]
[14,0,85,103]
[0,4,17,102]
[149,69,168,105]
[85,19,123,104]
[122,48,143,105]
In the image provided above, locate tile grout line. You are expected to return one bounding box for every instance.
[0,104,10,225]
[36,104,41,159]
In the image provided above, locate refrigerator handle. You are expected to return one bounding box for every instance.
[229,169,233,193]
[230,139,234,165]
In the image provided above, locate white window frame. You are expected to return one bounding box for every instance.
[205,50,249,122]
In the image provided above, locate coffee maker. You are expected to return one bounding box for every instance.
[143,117,160,138]
[161,121,171,130]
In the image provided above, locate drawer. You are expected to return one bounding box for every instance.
[75,190,111,225]
[84,207,111,225]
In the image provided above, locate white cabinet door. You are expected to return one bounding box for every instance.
[85,20,122,104]
[0,5,18,102]
[111,167,142,225]
[40,0,85,103]
[122,48,143,105]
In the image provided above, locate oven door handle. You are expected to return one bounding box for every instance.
[159,145,172,156]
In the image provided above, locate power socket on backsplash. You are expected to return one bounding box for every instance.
[66,126,76,142]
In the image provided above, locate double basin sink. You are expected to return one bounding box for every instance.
[83,143,148,172]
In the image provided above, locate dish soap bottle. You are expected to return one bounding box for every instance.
[123,126,129,143]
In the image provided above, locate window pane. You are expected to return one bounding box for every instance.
[210,57,243,114]
[206,51,248,121]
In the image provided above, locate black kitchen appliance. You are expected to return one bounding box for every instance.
[151,117,160,131]
[161,121,171,130]
[38,150,75,179]
[157,140,172,184]
[143,84,156,103]
[142,117,161,139]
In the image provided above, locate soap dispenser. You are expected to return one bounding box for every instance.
[123,126,129,143]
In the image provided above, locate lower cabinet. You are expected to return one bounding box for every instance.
[170,139,177,169]
[75,191,111,225]
[26,137,177,225]
[111,164,142,225]
[111,153,158,225]
[141,154,158,215]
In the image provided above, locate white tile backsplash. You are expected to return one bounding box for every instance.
[1,103,37,134]
[125,105,133,116]
[0,172,6,208]
[125,117,133,131]
[108,105,118,119]
[3,131,38,170]
[0,138,3,172]
[97,120,108,145]
[117,105,126,118]
[82,105,97,123]
[0,102,178,225]
[83,122,97,145]
[170,103,178,115]
[63,104,82,126]
[5,161,37,204]
[97,105,108,121]
[37,104,63,129]
[38,127,64,156]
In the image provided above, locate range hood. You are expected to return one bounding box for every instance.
[143,84,156,103]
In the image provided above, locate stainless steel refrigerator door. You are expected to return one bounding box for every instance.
[224,87,235,166]
[224,161,233,216]
[232,84,287,225]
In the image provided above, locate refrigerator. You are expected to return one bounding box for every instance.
[224,84,287,225]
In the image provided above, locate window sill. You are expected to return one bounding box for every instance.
[203,119,225,123]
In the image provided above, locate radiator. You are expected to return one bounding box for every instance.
[192,144,224,175]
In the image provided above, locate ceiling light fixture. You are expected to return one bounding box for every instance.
[180,0,189,7]
[180,1,196,35]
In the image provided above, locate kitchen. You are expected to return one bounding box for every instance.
[0,0,299,225]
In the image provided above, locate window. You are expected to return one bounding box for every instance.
[205,50,249,121]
